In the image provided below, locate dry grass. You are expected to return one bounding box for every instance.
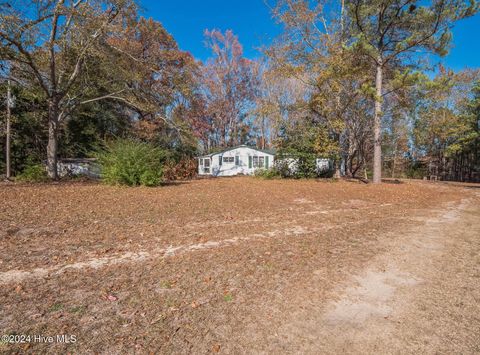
[0,178,478,353]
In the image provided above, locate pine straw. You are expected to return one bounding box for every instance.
[0,178,478,353]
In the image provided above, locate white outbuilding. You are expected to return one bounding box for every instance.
[197,145,275,177]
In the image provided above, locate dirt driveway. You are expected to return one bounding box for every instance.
[0,178,479,353]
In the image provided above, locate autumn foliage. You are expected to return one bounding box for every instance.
[0,0,479,183]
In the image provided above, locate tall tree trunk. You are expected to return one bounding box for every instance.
[260,116,266,149]
[391,154,396,179]
[5,80,11,180]
[333,131,342,178]
[334,159,341,179]
[220,123,226,147]
[373,61,383,184]
[391,141,397,179]
[46,99,59,180]
[346,128,355,177]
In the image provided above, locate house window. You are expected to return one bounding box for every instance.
[235,156,240,166]
[199,159,203,166]
[223,157,234,163]
[253,156,264,168]
[204,158,210,173]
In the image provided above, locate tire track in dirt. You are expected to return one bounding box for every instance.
[0,201,403,285]
[274,193,480,354]
[0,225,324,284]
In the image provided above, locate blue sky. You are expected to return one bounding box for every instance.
[140,0,480,70]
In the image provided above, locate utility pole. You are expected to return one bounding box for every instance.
[5,79,11,180]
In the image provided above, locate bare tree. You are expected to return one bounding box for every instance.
[201,29,259,148]
[4,78,12,179]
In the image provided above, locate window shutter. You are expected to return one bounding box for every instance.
[265,156,269,169]
[219,156,222,166]
[248,156,252,169]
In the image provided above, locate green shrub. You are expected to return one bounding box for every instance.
[405,161,427,179]
[254,168,280,179]
[294,155,318,178]
[273,159,294,178]
[139,170,162,187]
[96,139,166,186]
[16,164,48,182]
[274,152,322,179]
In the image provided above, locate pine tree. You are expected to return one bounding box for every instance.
[349,0,478,183]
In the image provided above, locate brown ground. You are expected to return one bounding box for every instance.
[0,177,479,354]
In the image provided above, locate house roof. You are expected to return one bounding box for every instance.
[198,145,276,158]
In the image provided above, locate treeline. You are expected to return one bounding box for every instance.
[1,0,479,183]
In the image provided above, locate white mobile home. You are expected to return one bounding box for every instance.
[198,145,275,177]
